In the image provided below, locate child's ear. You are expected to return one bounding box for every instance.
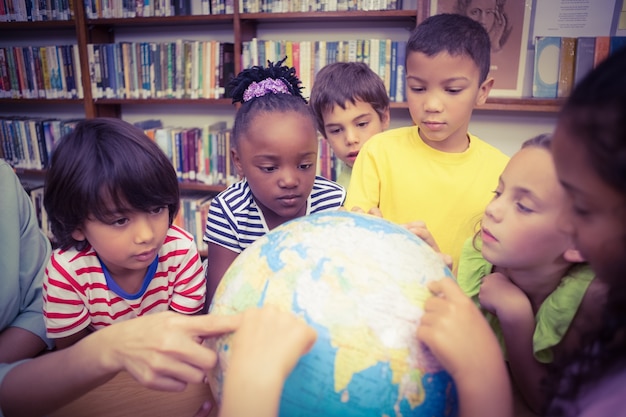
[71,228,86,242]
[475,77,494,105]
[563,247,585,263]
[231,148,244,177]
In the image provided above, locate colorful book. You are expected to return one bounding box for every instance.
[573,37,595,86]
[532,36,561,99]
[557,37,576,98]
[593,36,610,68]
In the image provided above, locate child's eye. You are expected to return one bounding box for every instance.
[260,166,277,173]
[572,205,590,217]
[410,86,425,93]
[491,189,502,198]
[149,206,166,215]
[446,88,462,94]
[516,202,534,214]
[299,163,313,170]
[327,128,342,135]
[356,121,369,128]
[111,217,129,226]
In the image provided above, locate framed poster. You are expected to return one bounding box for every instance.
[429,0,532,97]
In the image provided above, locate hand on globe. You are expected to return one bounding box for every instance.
[350,206,453,270]
[219,306,317,417]
[416,278,513,417]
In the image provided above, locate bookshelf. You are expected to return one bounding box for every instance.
[0,0,566,185]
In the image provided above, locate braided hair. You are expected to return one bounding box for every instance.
[228,57,314,148]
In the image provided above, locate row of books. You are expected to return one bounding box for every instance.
[0,0,73,21]
[533,36,626,99]
[238,0,417,13]
[0,117,78,170]
[88,40,235,100]
[0,45,83,99]
[174,194,213,254]
[136,119,239,186]
[84,0,233,19]
[135,118,342,186]
[243,38,407,102]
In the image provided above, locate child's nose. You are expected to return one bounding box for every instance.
[134,216,155,243]
[278,168,299,188]
[484,198,504,222]
[423,93,443,112]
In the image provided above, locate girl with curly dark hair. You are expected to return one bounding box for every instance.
[203,58,346,306]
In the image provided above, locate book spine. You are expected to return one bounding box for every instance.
[532,36,560,99]
[557,37,576,98]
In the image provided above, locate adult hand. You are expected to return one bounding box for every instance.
[93,311,241,391]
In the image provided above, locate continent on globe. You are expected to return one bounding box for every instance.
[206,211,458,417]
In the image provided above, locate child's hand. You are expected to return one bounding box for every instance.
[351,208,452,269]
[228,306,317,380]
[403,221,452,269]
[417,278,513,417]
[219,306,317,417]
[417,278,501,379]
[478,272,531,319]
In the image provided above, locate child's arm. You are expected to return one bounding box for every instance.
[417,278,513,417]
[0,312,240,417]
[478,272,547,413]
[219,306,317,417]
[206,242,239,307]
[54,328,92,350]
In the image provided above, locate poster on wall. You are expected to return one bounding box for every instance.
[429,0,532,98]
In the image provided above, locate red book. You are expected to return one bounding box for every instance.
[593,36,610,68]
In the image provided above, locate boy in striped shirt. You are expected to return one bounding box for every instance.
[43,118,206,349]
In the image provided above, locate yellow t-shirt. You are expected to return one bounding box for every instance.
[345,126,509,270]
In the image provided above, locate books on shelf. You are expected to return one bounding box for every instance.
[0,45,83,99]
[0,117,79,170]
[0,0,73,21]
[533,35,626,99]
[86,40,234,100]
[238,0,413,13]
[242,38,406,103]
[83,0,233,18]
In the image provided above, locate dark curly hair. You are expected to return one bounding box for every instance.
[228,57,314,148]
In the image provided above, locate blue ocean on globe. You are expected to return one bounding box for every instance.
[207,211,458,417]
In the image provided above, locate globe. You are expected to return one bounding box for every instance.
[206,211,458,417]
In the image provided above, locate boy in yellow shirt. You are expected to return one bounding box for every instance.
[345,13,509,271]
[310,62,390,189]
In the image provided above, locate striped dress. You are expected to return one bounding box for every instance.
[43,225,206,339]
[203,176,346,253]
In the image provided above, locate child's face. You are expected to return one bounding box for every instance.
[552,125,626,284]
[71,206,170,280]
[480,146,575,270]
[232,111,318,227]
[405,51,492,152]
[321,100,389,168]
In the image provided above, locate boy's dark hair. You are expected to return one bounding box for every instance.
[228,57,314,147]
[309,62,390,137]
[44,117,180,251]
[546,46,626,415]
[407,13,491,84]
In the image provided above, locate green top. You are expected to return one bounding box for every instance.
[456,237,595,363]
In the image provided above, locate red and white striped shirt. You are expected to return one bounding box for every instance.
[43,225,206,338]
